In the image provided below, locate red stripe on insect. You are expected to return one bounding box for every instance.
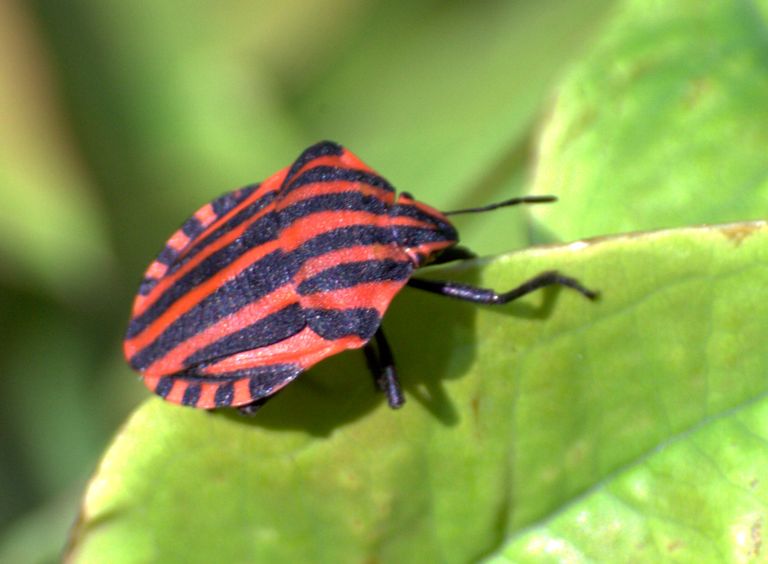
[164,379,188,405]
[277,182,392,210]
[298,282,408,313]
[131,196,279,318]
[132,182,379,320]
[166,230,191,254]
[295,245,401,284]
[190,170,287,243]
[231,378,252,406]
[143,373,161,393]
[193,203,217,228]
[285,147,377,181]
[277,211,389,252]
[145,261,168,279]
[140,285,297,377]
[125,237,283,353]
[199,326,362,374]
[338,148,376,170]
[388,214,440,230]
[197,382,220,408]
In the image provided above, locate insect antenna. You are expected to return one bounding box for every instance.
[443,195,556,216]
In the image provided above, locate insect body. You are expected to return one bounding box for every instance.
[124,141,596,413]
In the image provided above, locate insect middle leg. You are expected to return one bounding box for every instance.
[429,246,477,266]
[363,327,405,409]
[407,270,598,304]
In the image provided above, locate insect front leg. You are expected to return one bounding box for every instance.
[407,270,598,304]
[363,327,405,409]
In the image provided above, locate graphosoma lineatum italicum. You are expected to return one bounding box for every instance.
[124,141,597,414]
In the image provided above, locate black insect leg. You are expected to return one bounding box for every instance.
[237,395,273,416]
[374,328,405,409]
[429,246,477,266]
[363,341,384,392]
[363,327,405,409]
[407,270,598,304]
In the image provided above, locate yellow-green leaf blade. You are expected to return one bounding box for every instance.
[70,221,768,563]
[533,0,768,239]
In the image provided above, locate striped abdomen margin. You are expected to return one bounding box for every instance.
[124,141,458,409]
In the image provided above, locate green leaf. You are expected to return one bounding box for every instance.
[485,394,768,562]
[68,221,768,562]
[532,0,768,239]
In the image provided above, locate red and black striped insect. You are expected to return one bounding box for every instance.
[124,141,596,413]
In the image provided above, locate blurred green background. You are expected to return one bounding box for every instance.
[0,1,617,560]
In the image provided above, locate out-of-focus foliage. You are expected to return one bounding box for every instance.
[0,0,615,561]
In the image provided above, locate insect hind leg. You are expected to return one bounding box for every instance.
[363,327,405,409]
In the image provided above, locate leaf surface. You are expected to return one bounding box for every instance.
[69,221,768,563]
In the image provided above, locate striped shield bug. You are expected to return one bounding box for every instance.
[124,141,597,413]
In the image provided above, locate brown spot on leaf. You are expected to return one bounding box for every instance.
[683,77,714,110]
[719,223,762,247]
[667,539,682,552]
[751,517,762,558]
[471,396,480,421]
